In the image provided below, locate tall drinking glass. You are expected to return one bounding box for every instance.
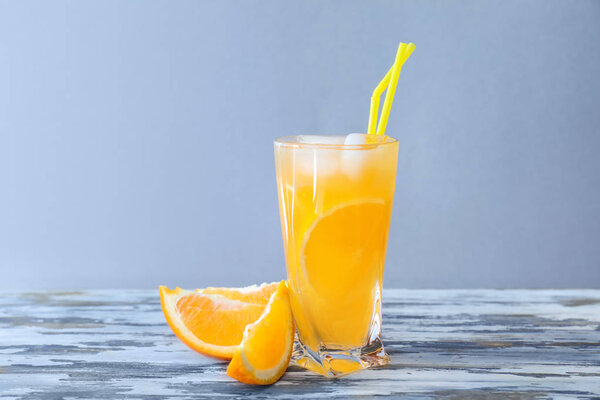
[274,134,399,377]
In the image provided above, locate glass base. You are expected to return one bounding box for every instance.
[291,337,390,377]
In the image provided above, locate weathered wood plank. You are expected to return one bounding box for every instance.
[1,289,599,399]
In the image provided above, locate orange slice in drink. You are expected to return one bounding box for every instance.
[298,199,390,347]
[227,281,294,385]
[301,199,388,296]
[159,282,277,359]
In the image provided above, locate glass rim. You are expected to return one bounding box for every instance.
[274,134,398,150]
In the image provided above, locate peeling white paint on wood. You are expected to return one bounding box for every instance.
[0,289,599,399]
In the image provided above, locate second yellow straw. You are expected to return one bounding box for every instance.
[368,42,415,136]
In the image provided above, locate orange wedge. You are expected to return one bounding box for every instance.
[227,281,294,385]
[197,282,277,305]
[159,282,277,359]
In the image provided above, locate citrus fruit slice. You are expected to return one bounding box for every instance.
[197,282,277,305]
[159,283,276,359]
[301,199,388,296]
[226,281,294,385]
[299,199,390,347]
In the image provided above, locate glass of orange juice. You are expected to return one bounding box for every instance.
[274,133,399,377]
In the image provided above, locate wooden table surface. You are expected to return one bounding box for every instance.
[1,289,599,399]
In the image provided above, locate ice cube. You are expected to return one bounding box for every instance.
[294,148,340,178]
[341,134,376,179]
[297,135,346,145]
[291,135,343,178]
[344,133,370,146]
[344,133,391,145]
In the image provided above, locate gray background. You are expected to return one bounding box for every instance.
[1,1,599,290]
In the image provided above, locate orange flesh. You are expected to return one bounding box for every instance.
[242,288,292,370]
[160,284,279,359]
[198,283,276,305]
[176,294,264,347]
[226,281,294,385]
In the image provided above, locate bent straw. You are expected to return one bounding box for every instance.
[368,65,393,135]
[376,42,414,136]
[369,42,415,136]
[367,43,406,136]
[367,43,410,135]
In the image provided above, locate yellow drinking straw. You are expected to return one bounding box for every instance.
[368,42,415,136]
[367,65,393,135]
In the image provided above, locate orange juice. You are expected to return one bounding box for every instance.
[274,134,398,376]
